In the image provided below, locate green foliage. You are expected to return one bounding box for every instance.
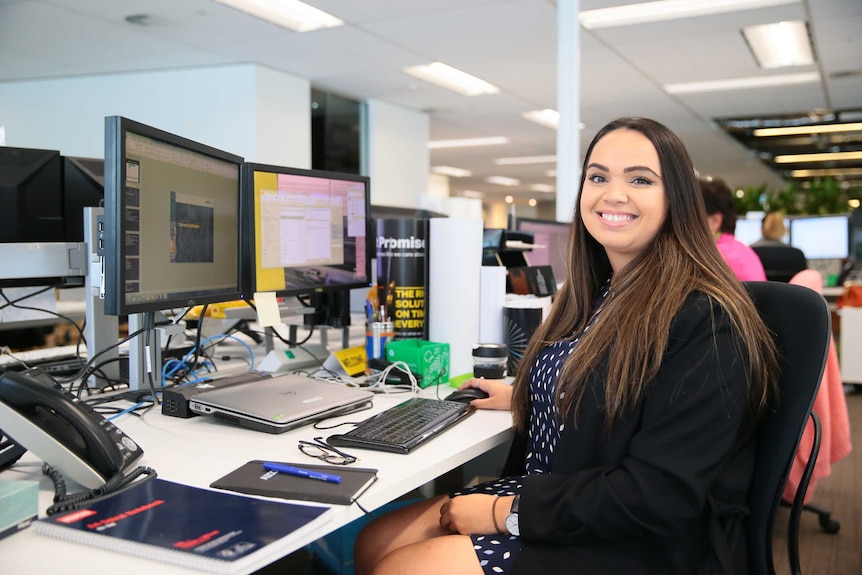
[736,176,850,216]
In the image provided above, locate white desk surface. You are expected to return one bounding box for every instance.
[1,385,514,574]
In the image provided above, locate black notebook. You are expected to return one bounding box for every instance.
[211,460,378,505]
[33,478,331,574]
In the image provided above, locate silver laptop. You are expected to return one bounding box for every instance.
[188,374,374,434]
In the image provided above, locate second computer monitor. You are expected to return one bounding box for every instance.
[789,215,849,260]
[243,164,370,297]
[515,218,571,283]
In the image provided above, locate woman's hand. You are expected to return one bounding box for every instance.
[439,494,514,535]
[459,377,513,411]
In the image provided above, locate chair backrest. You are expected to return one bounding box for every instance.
[751,245,808,283]
[744,282,831,575]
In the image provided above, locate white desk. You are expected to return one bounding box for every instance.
[1,386,514,574]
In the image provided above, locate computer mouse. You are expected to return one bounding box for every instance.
[444,387,490,403]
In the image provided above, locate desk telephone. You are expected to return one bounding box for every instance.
[0,370,144,489]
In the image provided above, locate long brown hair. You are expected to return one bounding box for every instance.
[511,117,778,432]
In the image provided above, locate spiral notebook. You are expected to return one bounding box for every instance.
[33,478,331,574]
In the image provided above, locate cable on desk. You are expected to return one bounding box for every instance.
[43,463,158,516]
[0,287,88,348]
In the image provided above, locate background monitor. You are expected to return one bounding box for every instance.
[63,156,105,242]
[0,146,64,243]
[243,163,371,298]
[103,116,246,316]
[789,215,849,260]
[515,217,571,283]
[734,218,762,246]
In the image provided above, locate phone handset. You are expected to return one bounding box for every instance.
[0,370,144,489]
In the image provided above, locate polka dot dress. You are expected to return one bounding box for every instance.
[452,282,610,575]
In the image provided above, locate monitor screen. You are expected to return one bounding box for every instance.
[0,146,64,243]
[789,215,849,260]
[242,163,370,297]
[734,218,762,246]
[515,218,571,283]
[63,156,105,242]
[103,117,246,316]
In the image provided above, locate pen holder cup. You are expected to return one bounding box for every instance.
[366,321,395,360]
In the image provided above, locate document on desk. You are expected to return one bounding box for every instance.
[212,460,378,505]
[33,478,331,574]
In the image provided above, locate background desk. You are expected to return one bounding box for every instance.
[1,385,513,574]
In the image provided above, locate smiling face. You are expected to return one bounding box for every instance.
[580,128,668,273]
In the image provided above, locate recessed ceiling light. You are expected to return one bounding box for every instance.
[213,0,343,32]
[522,109,560,129]
[403,62,499,96]
[754,122,862,137]
[579,0,799,30]
[663,72,819,94]
[775,151,862,163]
[431,165,472,178]
[486,176,521,186]
[494,155,557,165]
[528,199,537,207]
[790,168,862,178]
[428,136,509,149]
[505,195,514,204]
[743,20,814,69]
[530,184,555,193]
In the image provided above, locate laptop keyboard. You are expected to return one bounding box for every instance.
[327,397,475,454]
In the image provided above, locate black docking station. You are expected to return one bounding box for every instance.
[161,372,271,418]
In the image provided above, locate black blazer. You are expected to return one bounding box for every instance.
[751,245,807,283]
[509,293,756,575]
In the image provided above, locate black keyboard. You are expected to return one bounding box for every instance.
[327,397,475,454]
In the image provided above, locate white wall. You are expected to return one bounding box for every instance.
[366,99,430,208]
[0,64,310,165]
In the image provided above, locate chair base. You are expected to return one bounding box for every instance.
[780,500,841,534]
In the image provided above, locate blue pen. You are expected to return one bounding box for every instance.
[263,462,342,484]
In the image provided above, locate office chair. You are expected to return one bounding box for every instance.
[745,281,831,575]
[751,245,808,283]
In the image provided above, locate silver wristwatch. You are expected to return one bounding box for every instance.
[505,494,521,536]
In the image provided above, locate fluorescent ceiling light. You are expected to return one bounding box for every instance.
[404,62,499,96]
[461,190,485,199]
[743,20,814,69]
[664,72,819,94]
[579,0,798,30]
[754,122,862,137]
[530,184,555,193]
[428,136,509,149]
[486,176,521,186]
[522,109,560,129]
[495,155,557,165]
[213,0,343,32]
[775,151,862,163]
[546,169,557,177]
[790,168,862,178]
[432,165,472,178]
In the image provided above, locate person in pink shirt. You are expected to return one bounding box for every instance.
[699,177,766,281]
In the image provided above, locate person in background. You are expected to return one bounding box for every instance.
[751,212,788,247]
[699,177,766,281]
[353,117,779,575]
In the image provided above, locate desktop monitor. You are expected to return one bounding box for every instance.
[789,215,849,260]
[242,163,371,298]
[515,218,571,283]
[0,146,64,243]
[734,218,763,246]
[103,117,246,316]
[63,156,105,242]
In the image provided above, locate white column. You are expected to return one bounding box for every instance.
[556,0,581,223]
